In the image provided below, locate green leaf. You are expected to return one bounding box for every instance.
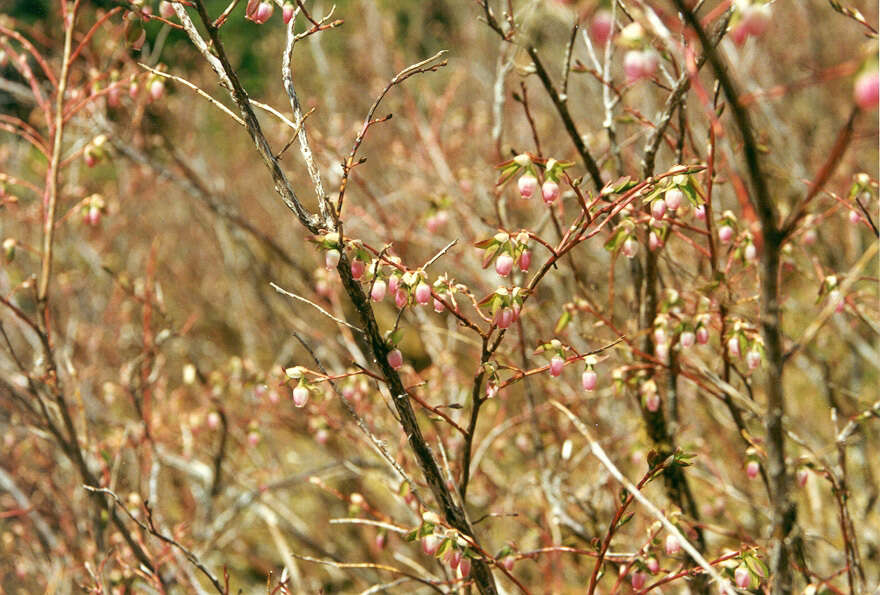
[554,310,572,334]
[436,538,453,558]
[615,512,635,530]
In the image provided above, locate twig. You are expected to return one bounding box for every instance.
[271,282,364,334]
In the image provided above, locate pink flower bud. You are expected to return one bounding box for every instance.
[735,565,751,589]
[646,557,660,574]
[247,431,260,446]
[582,369,597,391]
[622,237,639,259]
[159,1,175,19]
[503,556,515,571]
[731,23,750,46]
[542,180,560,204]
[149,79,165,101]
[253,1,274,23]
[86,205,102,227]
[426,211,449,233]
[719,225,734,244]
[803,229,817,245]
[446,549,462,570]
[651,198,667,220]
[107,85,121,108]
[590,10,614,46]
[387,349,403,370]
[849,209,861,224]
[797,468,809,487]
[370,279,387,302]
[743,4,771,37]
[350,258,365,280]
[395,288,408,308]
[855,69,879,110]
[665,189,684,211]
[631,570,648,590]
[206,411,221,430]
[624,50,645,83]
[422,534,440,556]
[387,275,400,294]
[640,50,659,77]
[549,355,564,377]
[727,336,741,357]
[458,557,471,578]
[744,243,757,261]
[665,534,681,555]
[486,383,498,399]
[518,173,538,199]
[315,428,329,444]
[694,204,706,220]
[495,307,513,329]
[282,2,295,24]
[746,460,760,480]
[375,533,387,550]
[680,331,695,348]
[495,253,514,277]
[325,248,340,269]
[696,326,709,345]
[415,282,431,305]
[433,298,446,313]
[645,392,660,412]
[746,349,761,370]
[84,149,98,168]
[648,231,662,251]
[653,327,667,344]
[519,249,532,272]
[292,385,309,408]
[655,341,669,363]
[129,81,139,98]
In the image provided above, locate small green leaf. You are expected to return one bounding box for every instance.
[554,310,572,334]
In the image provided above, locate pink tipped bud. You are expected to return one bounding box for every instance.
[446,549,462,570]
[350,258,365,280]
[631,570,648,591]
[654,327,667,345]
[542,180,560,204]
[624,50,645,83]
[86,205,102,227]
[426,211,449,233]
[375,532,387,550]
[744,243,757,261]
[421,534,440,556]
[746,460,760,480]
[549,355,564,377]
[433,298,446,313]
[590,10,614,46]
[665,534,681,555]
[84,149,98,168]
[735,565,751,589]
[743,4,771,37]
[648,231,662,251]
[719,225,734,244]
[696,326,709,345]
[107,86,121,108]
[206,411,221,430]
[495,253,514,277]
[645,392,660,412]
[655,342,669,363]
[387,275,400,295]
[129,81,139,98]
[646,557,660,574]
[253,1,274,23]
[282,2,295,24]
[641,50,659,77]
[149,79,165,101]
[747,349,761,370]
[731,23,750,46]
[370,279,387,302]
[519,249,532,272]
[394,288,408,308]
[495,307,513,329]
[849,209,862,224]
[680,331,695,349]
[582,369,597,391]
[797,468,809,487]
[855,69,879,110]
[325,248,340,270]
[159,1,175,19]
[458,557,471,578]
[518,173,538,199]
[292,385,309,407]
[415,282,431,305]
[651,198,667,220]
[315,428,329,444]
[665,189,684,211]
[622,237,639,259]
[247,431,260,446]
[803,228,817,245]
[694,204,706,220]
[387,349,403,370]
[503,556,515,571]
[727,336,741,357]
